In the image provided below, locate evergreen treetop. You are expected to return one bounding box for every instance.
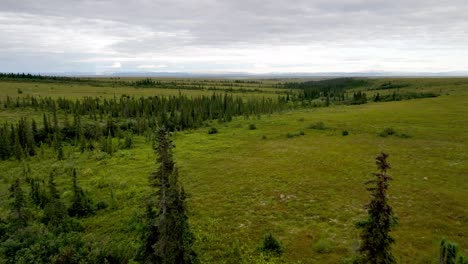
[356,152,398,264]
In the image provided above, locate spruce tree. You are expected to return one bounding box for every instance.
[54,133,64,160]
[68,168,95,217]
[53,110,59,133]
[44,171,68,228]
[25,119,36,156]
[141,126,197,264]
[356,152,398,264]
[439,238,468,264]
[8,178,27,226]
[42,113,50,135]
[28,177,48,209]
[13,128,23,160]
[440,238,458,264]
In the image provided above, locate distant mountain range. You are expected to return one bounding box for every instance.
[25,71,468,78]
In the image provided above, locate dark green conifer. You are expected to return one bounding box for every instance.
[68,168,95,218]
[439,238,468,264]
[43,113,50,134]
[44,171,68,227]
[8,178,27,226]
[53,110,59,133]
[141,126,197,264]
[28,177,48,209]
[13,127,23,160]
[356,152,397,264]
[440,238,459,264]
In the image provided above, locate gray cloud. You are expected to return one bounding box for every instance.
[1,0,467,73]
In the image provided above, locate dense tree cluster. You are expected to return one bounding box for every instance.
[282,78,368,101]
[373,91,438,102]
[0,72,83,82]
[1,93,284,129]
[0,167,123,263]
[0,93,288,160]
[351,91,368,105]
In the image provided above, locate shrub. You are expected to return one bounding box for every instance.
[342,130,349,136]
[287,131,305,138]
[379,128,396,137]
[397,133,411,139]
[208,127,218,134]
[92,150,110,161]
[262,135,267,139]
[225,240,243,264]
[124,132,133,148]
[378,128,411,138]
[439,238,468,264]
[96,201,109,210]
[309,122,326,130]
[313,239,333,254]
[258,233,283,256]
[248,123,257,130]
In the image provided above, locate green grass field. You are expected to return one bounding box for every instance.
[0,77,467,263]
[0,78,288,100]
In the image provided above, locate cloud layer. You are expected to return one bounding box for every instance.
[1,0,467,73]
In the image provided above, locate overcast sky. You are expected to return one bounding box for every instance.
[1,0,467,73]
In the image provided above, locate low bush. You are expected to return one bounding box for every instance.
[379,128,396,137]
[287,130,306,138]
[313,239,333,254]
[208,127,218,134]
[258,233,283,256]
[397,133,411,138]
[96,201,109,210]
[309,122,326,130]
[379,128,411,138]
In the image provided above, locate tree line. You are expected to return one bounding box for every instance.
[277,78,439,106]
[0,93,290,160]
[0,72,87,82]
[0,73,272,91]
[2,93,285,126]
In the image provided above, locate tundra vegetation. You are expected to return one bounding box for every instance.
[0,74,467,263]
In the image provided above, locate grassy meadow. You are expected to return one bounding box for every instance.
[0,77,467,263]
[0,78,287,100]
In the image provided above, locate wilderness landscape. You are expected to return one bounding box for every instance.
[0,75,466,263]
[2,0,468,262]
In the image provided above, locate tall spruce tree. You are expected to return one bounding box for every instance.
[141,126,197,264]
[439,238,468,264]
[68,168,95,217]
[44,171,68,228]
[356,152,398,264]
[8,178,27,227]
[440,239,459,264]
[28,177,48,209]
